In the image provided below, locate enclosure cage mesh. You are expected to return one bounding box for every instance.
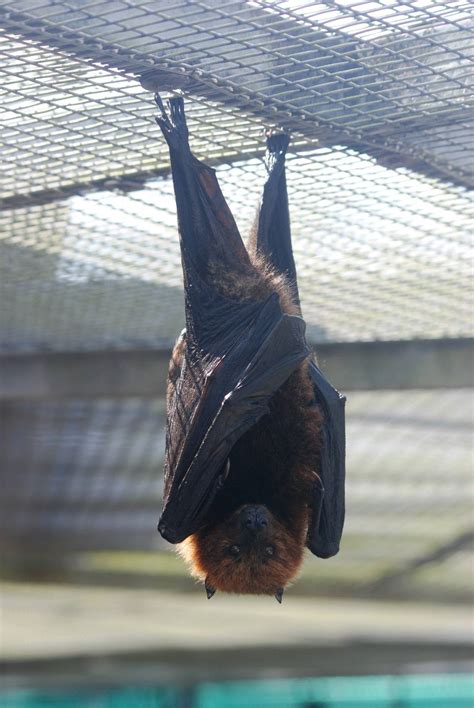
[0,0,472,602]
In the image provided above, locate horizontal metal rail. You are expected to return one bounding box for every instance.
[1,338,472,399]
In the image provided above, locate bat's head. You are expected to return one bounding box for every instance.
[178,503,307,600]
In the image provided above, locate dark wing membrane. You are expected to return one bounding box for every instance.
[160,301,310,543]
[249,129,347,558]
[307,361,346,558]
[156,98,310,543]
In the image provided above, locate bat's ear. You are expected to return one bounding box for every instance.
[205,578,216,599]
[274,588,284,604]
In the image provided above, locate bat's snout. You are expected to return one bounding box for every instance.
[240,505,268,533]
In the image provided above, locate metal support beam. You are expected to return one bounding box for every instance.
[0,350,170,400]
[315,338,474,392]
[367,530,474,594]
[1,339,471,400]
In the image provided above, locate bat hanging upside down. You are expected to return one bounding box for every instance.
[154,96,346,602]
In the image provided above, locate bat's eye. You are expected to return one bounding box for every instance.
[265,545,275,557]
[228,545,240,557]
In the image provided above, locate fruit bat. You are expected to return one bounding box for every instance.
[154,96,345,600]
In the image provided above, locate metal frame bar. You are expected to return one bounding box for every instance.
[1,339,472,399]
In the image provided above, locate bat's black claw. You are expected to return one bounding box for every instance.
[154,92,166,114]
[154,94,189,147]
[266,131,290,157]
[205,578,216,599]
[154,93,172,133]
[274,587,284,604]
[264,131,290,174]
[169,96,185,121]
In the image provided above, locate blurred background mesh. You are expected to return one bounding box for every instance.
[0,0,472,625]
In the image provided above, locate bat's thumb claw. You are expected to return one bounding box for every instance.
[205,578,216,599]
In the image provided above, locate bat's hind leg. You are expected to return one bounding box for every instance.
[154,93,254,301]
[247,128,300,311]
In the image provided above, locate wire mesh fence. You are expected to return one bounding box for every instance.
[0,1,472,603]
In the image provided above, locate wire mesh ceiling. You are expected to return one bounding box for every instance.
[1,0,473,351]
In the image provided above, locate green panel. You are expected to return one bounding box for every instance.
[0,686,176,708]
[1,674,473,707]
[398,674,474,707]
[196,676,394,707]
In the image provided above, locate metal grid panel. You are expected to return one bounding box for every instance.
[1,1,472,185]
[1,0,473,193]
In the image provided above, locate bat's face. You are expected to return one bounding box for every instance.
[178,504,306,597]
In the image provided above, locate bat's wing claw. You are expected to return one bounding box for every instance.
[154,93,172,131]
[154,91,166,114]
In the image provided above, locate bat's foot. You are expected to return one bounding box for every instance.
[266,130,290,156]
[265,131,290,173]
[168,96,188,134]
[154,94,189,147]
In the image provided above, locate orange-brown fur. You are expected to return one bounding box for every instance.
[173,249,322,596]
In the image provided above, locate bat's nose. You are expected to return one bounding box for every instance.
[240,505,268,532]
